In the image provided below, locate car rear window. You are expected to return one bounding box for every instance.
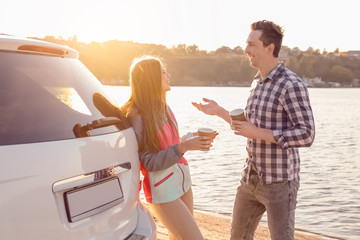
[0,51,128,145]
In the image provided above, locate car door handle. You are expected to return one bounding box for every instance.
[81,117,121,131]
[52,162,131,192]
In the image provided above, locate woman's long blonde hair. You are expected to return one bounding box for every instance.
[121,56,175,153]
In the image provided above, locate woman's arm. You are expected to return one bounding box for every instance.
[131,116,184,172]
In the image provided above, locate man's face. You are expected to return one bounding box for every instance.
[244,30,269,69]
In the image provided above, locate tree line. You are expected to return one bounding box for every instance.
[32,36,360,87]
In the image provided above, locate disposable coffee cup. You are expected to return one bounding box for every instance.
[198,128,215,138]
[229,108,246,121]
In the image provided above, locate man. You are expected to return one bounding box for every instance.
[192,20,315,239]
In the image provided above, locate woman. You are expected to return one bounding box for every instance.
[121,56,215,240]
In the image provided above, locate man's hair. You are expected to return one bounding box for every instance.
[251,20,284,58]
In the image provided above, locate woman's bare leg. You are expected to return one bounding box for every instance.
[180,187,194,215]
[150,188,203,240]
[169,188,195,240]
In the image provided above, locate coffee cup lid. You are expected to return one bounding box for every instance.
[198,128,214,133]
[229,108,244,116]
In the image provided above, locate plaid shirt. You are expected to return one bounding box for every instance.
[242,62,315,184]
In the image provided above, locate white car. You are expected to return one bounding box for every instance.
[0,34,156,240]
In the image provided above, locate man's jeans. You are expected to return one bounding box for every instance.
[230,172,299,240]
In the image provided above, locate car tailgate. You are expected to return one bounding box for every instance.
[0,128,140,239]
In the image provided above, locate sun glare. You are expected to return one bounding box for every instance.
[1,0,359,51]
[57,1,161,44]
[44,87,91,115]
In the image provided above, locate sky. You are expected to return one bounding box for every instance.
[1,0,359,52]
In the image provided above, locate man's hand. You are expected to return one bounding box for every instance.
[231,120,277,144]
[231,120,257,138]
[192,98,231,123]
[192,98,220,115]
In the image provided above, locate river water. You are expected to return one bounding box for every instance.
[106,86,360,240]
